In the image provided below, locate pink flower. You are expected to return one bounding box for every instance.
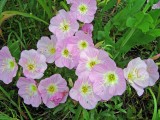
[17,77,42,107]
[76,48,115,78]
[81,23,93,37]
[38,74,69,108]
[19,49,47,79]
[55,38,79,69]
[37,35,57,63]
[70,0,97,23]
[50,92,68,106]
[0,46,18,84]
[68,31,94,56]
[49,9,79,40]
[69,76,100,110]
[66,0,74,4]
[89,63,126,100]
[144,59,159,86]
[124,57,149,96]
[152,1,160,9]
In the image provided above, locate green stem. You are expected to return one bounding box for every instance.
[156,62,160,66]
[157,84,160,105]
[143,4,150,13]
[22,102,33,120]
[148,88,157,120]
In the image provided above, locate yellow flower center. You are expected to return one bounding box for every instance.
[60,20,70,32]
[128,73,134,80]
[28,84,38,96]
[62,48,70,58]
[78,4,88,14]
[89,61,96,68]
[108,74,116,82]
[9,60,15,69]
[104,72,118,86]
[82,86,88,94]
[47,84,57,94]
[27,64,35,71]
[80,84,92,95]
[49,47,56,54]
[86,58,100,69]
[30,84,37,92]
[78,41,88,50]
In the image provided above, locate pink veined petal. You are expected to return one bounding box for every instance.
[69,88,80,101]
[131,83,144,96]
[79,95,98,110]
[93,81,113,101]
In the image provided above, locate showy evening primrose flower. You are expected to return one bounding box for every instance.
[38,74,69,108]
[19,49,47,79]
[37,35,57,63]
[69,77,100,110]
[144,58,159,86]
[0,46,18,84]
[68,31,94,56]
[55,38,79,69]
[17,77,42,107]
[76,48,115,78]
[81,23,93,37]
[70,0,97,23]
[89,63,126,100]
[49,9,79,40]
[124,57,149,96]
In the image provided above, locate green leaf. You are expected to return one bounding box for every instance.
[37,0,53,18]
[7,40,21,60]
[126,12,153,32]
[100,0,117,11]
[0,0,7,14]
[52,104,65,115]
[60,1,69,11]
[83,109,90,120]
[97,31,106,40]
[148,29,160,37]
[115,29,155,55]
[126,17,136,27]
[74,105,82,120]
[113,0,146,30]
[137,13,153,32]
[148,9,160,27]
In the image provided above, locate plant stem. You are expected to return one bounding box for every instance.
[148,88,157,120]
[22,102,33,120]
[156,62,160,66]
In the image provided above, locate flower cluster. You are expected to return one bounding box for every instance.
[0,0,159,110]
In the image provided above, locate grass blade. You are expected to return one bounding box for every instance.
[37,0,53,18]
[0,11,49,26]
[0,0,7,14]
[149,88,157,120]
[22,102,33,120]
